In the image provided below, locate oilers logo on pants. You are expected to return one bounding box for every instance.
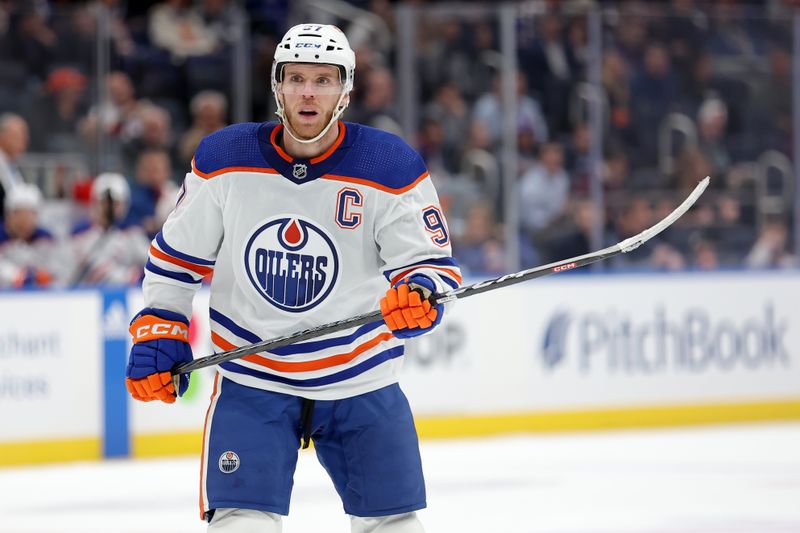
[243,215,340,313]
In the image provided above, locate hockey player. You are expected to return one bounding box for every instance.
[68,172,150,286]
[0,183,60,288]
[125,24,461,533]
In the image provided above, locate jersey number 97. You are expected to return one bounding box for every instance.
[422,206,449,247]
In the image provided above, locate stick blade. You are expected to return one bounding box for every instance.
[619,176,710,253]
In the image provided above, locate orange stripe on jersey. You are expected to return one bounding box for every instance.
[211,331,395,373]
[149,245,214,276]
[390,266,462,287]
[310,122,346,164]
[199,372,221,520]
[321,171,429,195]
[192,157,281,180]
[269,124,294,162]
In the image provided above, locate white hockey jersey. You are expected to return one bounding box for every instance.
[143,121,461,400]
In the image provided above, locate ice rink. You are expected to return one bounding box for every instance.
[1,422,799,533]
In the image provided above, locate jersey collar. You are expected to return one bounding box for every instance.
[259,121,351,184]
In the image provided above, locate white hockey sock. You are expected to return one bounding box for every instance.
[207,508,282,533]
[350,512,425,533]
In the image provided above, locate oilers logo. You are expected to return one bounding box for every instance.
[244,215,339,313]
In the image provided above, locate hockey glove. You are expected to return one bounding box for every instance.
[380,274,443,339]
[126,308,193,403]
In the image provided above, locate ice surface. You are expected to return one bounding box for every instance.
[1,422,799,533]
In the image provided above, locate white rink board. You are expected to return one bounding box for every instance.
[402,272,800,414]
[127,290,216,434]
[0,291,102,440]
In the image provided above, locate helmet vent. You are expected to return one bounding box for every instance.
[297,33,319,37]
[326,45,335,51]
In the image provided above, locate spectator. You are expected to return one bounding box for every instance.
[602,49,633,145]
[674,146,714,195]
[696,97,730,176]
[81,71,141,144]
[178,90,228,169]
[121,103,179,182]
[519,12,579,133]
[27,67,88,153]
[68,172,150,286]
[1,6,56,81]
[0,113,29,223]
[148,0,220,61]
[346,67,401,135]
[418,19,472,101]
[518,142,569,236]
[690,236,721,271]
[745,218,797,269]
[0,183,60,288]
[453,200,505,275]
[649,242,687,272]
[196,0,237,47]
[629,42,678,165]
[472,71,549,149]
[544,198,602,263]
[423,82,470,174]
[126,149,179,238]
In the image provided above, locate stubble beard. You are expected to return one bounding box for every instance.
[285,104,336,141]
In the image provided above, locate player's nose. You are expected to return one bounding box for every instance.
[300,82,317,98]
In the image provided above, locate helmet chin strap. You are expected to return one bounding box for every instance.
[277,91,349,145]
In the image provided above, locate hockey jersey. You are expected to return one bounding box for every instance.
[0,226,62,287]
[143,121,461,400]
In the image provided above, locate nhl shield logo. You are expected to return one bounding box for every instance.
[219,451,240,474]
[243,215,340,313]
[292,163,308,179]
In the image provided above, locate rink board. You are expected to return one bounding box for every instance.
[1,272,799,465]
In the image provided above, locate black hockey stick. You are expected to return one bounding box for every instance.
[172,176,710,377]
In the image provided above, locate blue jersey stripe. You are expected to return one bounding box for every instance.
[210,308,262,344]
[155,232,216,266]
[145,260,202,285]
[270,321,386,356]
[219,345,404,387]
[440,275,459,290]
[383,256,459,280]
[210,308,387,356]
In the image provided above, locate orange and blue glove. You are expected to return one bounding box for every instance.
[380,274,443,339]
[125,308,193,403]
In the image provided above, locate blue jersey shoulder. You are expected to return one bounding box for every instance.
[71,219,92,236]
[338,123,428,190]
[1,226,54,243]
[30,227,54,242]
[193,123,267,177]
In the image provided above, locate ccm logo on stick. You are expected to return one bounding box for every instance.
[553,262,577,273]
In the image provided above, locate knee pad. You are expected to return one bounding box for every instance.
[207,508,282,533]
[350,512,425,533]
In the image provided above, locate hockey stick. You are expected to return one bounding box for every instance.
[172,176,710,376]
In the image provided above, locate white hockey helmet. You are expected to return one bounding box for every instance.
[271,24,355,144]
[4,183,42,212]
[93,172,130,204]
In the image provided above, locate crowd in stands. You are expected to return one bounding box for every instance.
[0,0,797,289]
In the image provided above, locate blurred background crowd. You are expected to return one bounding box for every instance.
[0,0,797,289]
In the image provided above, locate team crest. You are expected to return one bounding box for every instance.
[292,163,308,179]
[219,451,240,473]
[243,215,339,313]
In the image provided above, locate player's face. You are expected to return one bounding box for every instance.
[278,63,345,140]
